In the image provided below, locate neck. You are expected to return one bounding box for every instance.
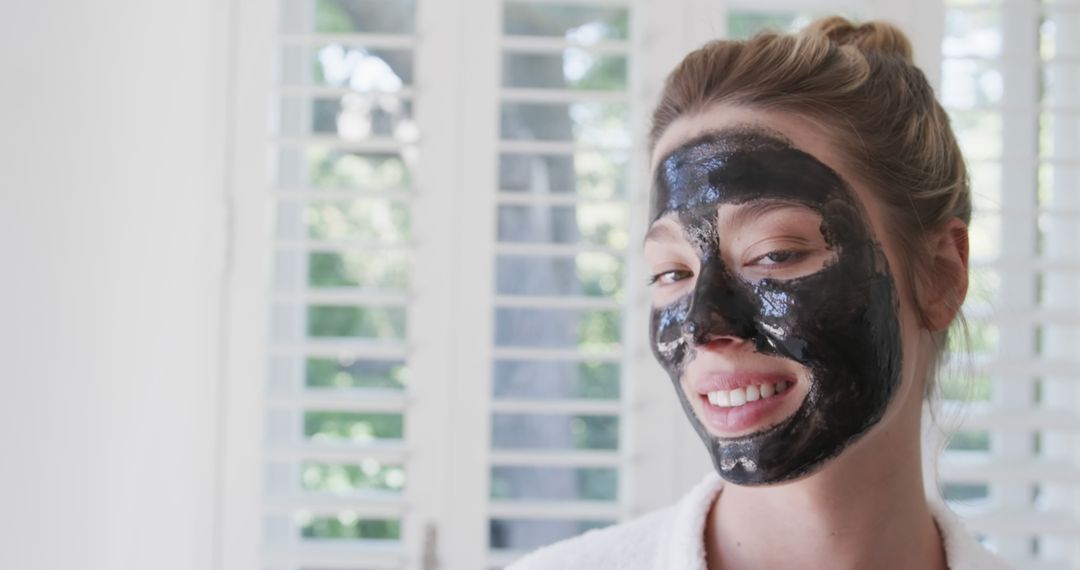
[705,402,946,570]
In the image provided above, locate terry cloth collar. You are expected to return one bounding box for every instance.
[656,471,1012,570]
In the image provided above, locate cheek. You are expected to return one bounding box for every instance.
[650,296,694,369]
[652,279,696,308]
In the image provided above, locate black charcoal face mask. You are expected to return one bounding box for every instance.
[649,129,903,485]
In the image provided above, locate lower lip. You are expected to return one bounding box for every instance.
[697,387,793,434]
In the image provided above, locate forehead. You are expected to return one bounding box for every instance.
[651,104,844,173]
[650,128,850,223]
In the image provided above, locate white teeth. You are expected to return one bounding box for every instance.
[745,385,760,402]
[729,388,746,406]
[706,381,790,409]
[760,383,775,398]
[716,390,730,407]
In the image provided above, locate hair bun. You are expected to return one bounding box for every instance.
[804,16,914,63]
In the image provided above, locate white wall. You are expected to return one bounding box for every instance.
[0,2,229,569]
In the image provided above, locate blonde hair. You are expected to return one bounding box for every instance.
[649,16,971,394]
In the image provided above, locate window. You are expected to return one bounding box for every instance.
[223,1,1080,568]
[936,1,1080,566]
[488,1,636,565]
[263,0,420,567]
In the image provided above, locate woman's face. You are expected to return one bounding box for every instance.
[645,105,923,485]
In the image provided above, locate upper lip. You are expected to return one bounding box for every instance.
[691,370,795,395]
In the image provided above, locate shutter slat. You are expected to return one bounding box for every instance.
[495,242,625,256]
[490,449,621,467]
[498,139,631,154]
[269,340,408,360]
[492,347,622,362]
[488,500,621,519]
[263,493,405,517]
[277,32,416,49]
[494,295,622,310]
[491,398,621,415]
[275,85,417,98]
[271,290,410,307]
[501,36,631,55]
[502,87,629,104]
[265,442,409,463]
[275,239,413,254]
[275,135,409,152]
[939,455,1080,485]
[267,390,408,413]
[496,191,625,206]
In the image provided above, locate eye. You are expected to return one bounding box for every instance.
[748,250,807,267]
[647,269,693,286]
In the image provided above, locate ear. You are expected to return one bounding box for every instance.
[920,218,969,331]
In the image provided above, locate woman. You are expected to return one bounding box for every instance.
[509,16,1011,570]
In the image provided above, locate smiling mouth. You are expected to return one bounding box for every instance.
[705,379,791,407]
[690,375,801,436]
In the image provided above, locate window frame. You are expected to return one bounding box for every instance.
[215,0,1080,568]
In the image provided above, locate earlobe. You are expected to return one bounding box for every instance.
[921,219,970,331]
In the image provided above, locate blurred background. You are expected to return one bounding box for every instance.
[2,0,1079,569]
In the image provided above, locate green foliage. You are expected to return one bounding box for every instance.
[572,415,619,450]
[940,373,991,402]
[574,55,628,91]
[307,306,406,339]
[306,358,407,390]
[314,0,354,33]
[580,520,612,533]
[578,310,621,350]
[576,362,620,399]
[305,148,410,190]
[574,151,627,199]
[579,468,617,501]
[304,411,404,442]
[947,429,991,452]
[574,202,628,248]
[302,460,406,493]
[965,267,1000,306]
[1038,162,1054,208]
[947,320,998,354]
[951,110,1002,161]
[968,321,999,353]
[503,5,629,39]
[727,12,801,39]
[305,200,410,242]
[577,253,624,298]
[943,483,989,502]
[308,251,409,290]
[488,467,616,501]
[301,516,400,540]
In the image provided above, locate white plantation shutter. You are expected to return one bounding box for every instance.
[935,1,1080,567]
[257,0,455,568]
[221,0,1080,568]
[485,0,641,567]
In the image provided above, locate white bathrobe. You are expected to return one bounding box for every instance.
[508,472,1011,569]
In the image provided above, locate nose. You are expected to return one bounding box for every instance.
[681,262,756,348]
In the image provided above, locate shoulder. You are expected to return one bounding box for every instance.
[930,500,1015,570]
[505,506,675,570]
[507,472,723,570]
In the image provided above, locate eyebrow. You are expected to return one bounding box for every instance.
[643,200,815,246]
[643,220,682,245]
[722,199,811,232]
